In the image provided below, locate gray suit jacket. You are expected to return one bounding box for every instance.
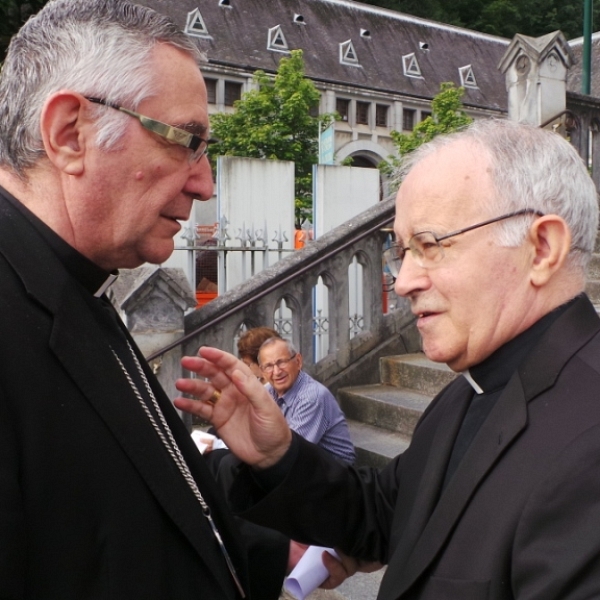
[232,294,600,600]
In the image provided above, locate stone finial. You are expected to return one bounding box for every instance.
[107,266,197,403]
[108,266,196,353]
[499,31,575,127]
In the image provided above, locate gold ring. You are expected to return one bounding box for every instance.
[206,390,221,405]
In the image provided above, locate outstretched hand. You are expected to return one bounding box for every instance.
[174,346,292,469]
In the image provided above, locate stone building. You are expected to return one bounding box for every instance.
[136,0,600,180]
[138,0,511,169]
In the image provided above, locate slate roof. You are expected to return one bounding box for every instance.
[138,0,511,112]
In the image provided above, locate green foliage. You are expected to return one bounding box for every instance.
[210,50,333,227]
[380,82,472,176]
[360,0,600,40]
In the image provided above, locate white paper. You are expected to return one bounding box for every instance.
[191,430,229,454]
[284,546,339,600]
[191,430,215,454]
[213,437,228,450]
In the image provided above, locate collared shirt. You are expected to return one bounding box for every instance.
[267,370,356,464]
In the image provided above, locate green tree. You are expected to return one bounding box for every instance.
[361,0,600,40]
[380,82,472,177]
[210,49,333,227]
[1,0,49,61]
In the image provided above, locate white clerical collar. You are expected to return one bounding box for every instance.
[462,369,484,394]
[94,272,119,298]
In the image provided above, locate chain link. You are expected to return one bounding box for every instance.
[111,342,246,598]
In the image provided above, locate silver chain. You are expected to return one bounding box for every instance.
[111,341,246,598]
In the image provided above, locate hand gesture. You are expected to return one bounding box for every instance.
[174,346,292,469]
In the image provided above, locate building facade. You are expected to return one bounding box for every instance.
[138,0,515,169]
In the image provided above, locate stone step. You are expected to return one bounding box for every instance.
[348,419,411,469]
[339,353,457,469]
[339,384,431,437]
[380,353,457,396]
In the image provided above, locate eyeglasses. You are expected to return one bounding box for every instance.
[260,354,297,374]
[383,208,544,277]
[86,97,215,163]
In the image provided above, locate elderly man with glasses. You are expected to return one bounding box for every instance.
[0,1,363,598]
[257,337,355,464]
[176,118,600,600]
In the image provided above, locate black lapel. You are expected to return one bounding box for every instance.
[390,374,528,598]
[384,379,473,569]
[0,195,245,597]
[49,297,244,593]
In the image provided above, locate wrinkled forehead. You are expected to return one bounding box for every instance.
[394,141,495,239]
[258,340,289,361]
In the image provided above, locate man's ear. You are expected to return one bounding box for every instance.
[40,91,90,176]
[528,215,572,287]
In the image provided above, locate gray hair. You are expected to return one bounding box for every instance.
[258,337,298,361]
[396,119,599,273]
[0,0,201,177]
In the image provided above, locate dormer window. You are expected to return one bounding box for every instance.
[340,40,359,66]
[293,14,305,24]
[459,65,478,88]
[360,29,371,39]
[185,8,211,39]
[267,25,289,53]
[402,53,422,78]
[219,0,231,6]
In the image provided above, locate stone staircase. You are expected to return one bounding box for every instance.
[339,353,457,469]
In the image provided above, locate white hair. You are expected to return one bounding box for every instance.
[396,119,599,273]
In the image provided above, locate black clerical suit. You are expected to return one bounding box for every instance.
[0,188,287,599]
[231,293,600,600]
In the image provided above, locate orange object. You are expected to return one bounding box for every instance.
[196,291,218,308]
[294,229,306,249]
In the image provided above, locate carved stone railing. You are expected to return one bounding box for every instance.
[148,196,421,396]
[566,92,600,191]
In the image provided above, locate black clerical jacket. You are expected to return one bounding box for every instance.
[232,293,600,600]
[0,190,287,599]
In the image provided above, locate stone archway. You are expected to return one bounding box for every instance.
[350,155,378,168]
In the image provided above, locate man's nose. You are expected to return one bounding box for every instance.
[394,252,430,297]
[185,154,214,201]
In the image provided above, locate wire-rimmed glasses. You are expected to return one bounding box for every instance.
[383,208,544,278]
[259,354,297,374]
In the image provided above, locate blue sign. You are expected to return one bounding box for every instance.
[319,124,335,165]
